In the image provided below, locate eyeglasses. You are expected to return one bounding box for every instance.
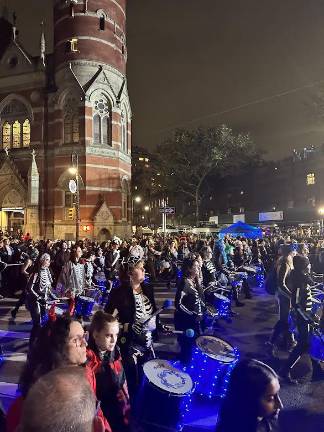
[69,331,89,347]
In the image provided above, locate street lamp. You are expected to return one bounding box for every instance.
[69,152,80,242]
[134,196,142,203]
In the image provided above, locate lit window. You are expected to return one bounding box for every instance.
[306,173,315,185]
[139,157,144,161]
[2,122,11,147]
[144,157,149,162]
[70,38,79,52]
[12,120,21,148]
[22,119,30,147]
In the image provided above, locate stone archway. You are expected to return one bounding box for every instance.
[97,228,111,242]
[93,201,114,240]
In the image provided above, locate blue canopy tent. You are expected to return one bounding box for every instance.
[219,221,263,239]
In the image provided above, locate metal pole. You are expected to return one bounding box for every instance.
[73,152,80,243]
[163,199,166,239]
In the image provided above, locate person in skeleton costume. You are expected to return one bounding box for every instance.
[105,257,158,401]
[174,257,206,363]
[26,253,54,345]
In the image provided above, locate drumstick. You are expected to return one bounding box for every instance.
[141,299,173,325]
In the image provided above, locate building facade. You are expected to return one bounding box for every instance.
[0,0,131,241]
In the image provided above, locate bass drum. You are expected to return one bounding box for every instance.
[136,359,193,431]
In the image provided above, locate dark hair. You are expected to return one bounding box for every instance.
[20,367,96,432]
[216,359,278,432]
[69,246,82,264]
[19,315,77,397]
[88,311,118,353]
[293,254,309,272]
[199,246,211,260]
[181,257,197,278]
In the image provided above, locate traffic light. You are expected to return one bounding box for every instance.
[67,207,75,220]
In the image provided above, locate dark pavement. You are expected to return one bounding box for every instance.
[0,282,324,431]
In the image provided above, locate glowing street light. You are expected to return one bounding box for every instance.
[144,205,150,211]
[134,196,142,203]
[318,207,324,216]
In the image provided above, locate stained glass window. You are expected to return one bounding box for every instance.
[12,120,21,148]
[22,119,30,147]
[2,122,11,148]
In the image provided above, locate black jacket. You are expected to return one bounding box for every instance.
[105,282,157,328]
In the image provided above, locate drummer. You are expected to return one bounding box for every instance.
[281,255,316,384]
[104,257,159,400]
[174,257,206,363]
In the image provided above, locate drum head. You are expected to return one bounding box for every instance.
[214,293,230,302]
[79,296,94,302]
[196,335,236,363]
[143,359,193,395]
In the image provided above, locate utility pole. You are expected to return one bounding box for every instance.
[71,152,80,242]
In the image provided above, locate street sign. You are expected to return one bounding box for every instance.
[159,207,175,214]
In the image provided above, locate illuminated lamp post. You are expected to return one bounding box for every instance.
[69,152,80,242]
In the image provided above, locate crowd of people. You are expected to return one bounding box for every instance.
[0,229,323,432]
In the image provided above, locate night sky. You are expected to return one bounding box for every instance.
[2,0,324,159]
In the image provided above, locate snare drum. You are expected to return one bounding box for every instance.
[209,293,230,318]
[75,296,95,318]
[188,335,239,399]
[137,359,193,430]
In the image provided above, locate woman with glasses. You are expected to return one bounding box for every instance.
[6,314,111,432]
[87,310,131,432]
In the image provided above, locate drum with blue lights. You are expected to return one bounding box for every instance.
[137,359,193,431]
[188,335,239,399]
[309,331,324,362]
[75,296,95,319]
[207,293,231,318]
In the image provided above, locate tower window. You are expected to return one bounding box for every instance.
[2,122,11,147]
[99,16,105,31]
[93,97,112,146]
[1,100,31,149]
[69,38,79,52]
[306,173,315,185]
[22,119,30,147]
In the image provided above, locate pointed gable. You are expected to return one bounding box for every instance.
[0,39,35,78]
[94,201,114,224]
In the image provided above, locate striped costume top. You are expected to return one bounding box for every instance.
[132,290,154,347]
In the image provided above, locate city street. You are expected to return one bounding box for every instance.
[0,281,323,431]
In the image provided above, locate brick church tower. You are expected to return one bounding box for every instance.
[0,0,131,241]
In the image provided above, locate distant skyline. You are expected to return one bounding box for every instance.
[3,0,324,159]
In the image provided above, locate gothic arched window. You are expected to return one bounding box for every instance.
[121,109,128,153]
[63,96,80,144]
[93,97,112,146]
[0,99,31,148]
[22,119,30,147]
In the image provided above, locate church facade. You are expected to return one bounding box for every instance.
[0,0,131,241]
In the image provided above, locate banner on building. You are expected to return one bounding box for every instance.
[208,216,219,224]
[258,211,283,222]
[233,214,245,223]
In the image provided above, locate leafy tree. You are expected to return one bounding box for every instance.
[156,125,259,224]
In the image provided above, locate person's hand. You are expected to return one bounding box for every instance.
[143,316,156,332]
